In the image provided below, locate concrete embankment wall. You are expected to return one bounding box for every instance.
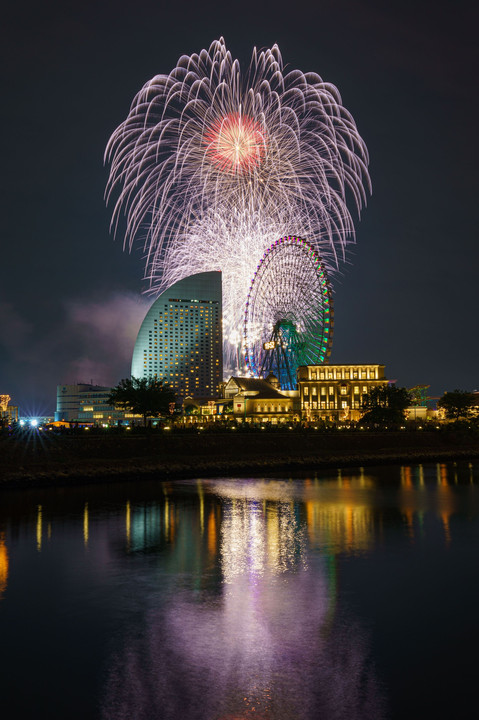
[1,429,478,488]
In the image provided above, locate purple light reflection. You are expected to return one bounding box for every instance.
[102,484,385,720]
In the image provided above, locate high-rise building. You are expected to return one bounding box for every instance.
[131,272,223,399]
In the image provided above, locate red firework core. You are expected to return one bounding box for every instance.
[204,113,265,174]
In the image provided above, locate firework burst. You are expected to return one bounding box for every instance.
[105,38,370,372]
[203,112,266,174]
[106,38,370,275]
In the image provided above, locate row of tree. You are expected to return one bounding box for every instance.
[437,390,479,420]
[362,387,478,424]
[108,377,176,426]
[108,378,478,426]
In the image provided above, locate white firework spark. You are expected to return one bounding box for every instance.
[157,208,299,373]
[105,38,371,373]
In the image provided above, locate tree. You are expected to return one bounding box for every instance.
[361,385,412,426]
[108,377,176,426]
[184,402,199,416]
[437,390,478,421]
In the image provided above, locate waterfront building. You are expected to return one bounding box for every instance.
[183,395,223,422]
[297,363,388,422]
[55,383,140,424]
[224,374,300,423]
[180,374,298,423]
[131,272,223,400]
[405,406,428,421]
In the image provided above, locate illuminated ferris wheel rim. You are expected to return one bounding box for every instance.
[243,235,334,378]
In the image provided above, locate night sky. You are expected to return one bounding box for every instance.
[1,0,477,414]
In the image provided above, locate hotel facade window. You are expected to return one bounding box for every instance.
[297,364,388,422]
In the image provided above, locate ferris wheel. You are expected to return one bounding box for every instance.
[243,236,334,389]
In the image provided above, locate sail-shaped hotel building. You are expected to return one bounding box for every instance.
[131,272,223,400]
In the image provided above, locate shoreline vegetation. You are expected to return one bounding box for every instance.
[1,427,478,490]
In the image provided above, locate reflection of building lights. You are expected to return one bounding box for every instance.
[36,505,42,552]
[126,501,131,549]
[83,503,89,547]
[266,506,280,571]
[397,464,457,543]
[0,534,8,599]
[164,499,169,540]
[401,466,413,489]
[305,499,373,553]
[101,477,385,718]
[436,464,454,542]
[438,463,448,486]
[207,509,217,556]
[198,481,205,534]
[212,477,377,556]
[419,464,425,486]
[220,498,306,583]
[441,512,451,544]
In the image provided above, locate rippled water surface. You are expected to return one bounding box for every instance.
[1,461,479,719]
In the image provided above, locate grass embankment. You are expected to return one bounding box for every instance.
[0,427,478,489]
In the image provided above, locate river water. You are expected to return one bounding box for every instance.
[1,461,479,719]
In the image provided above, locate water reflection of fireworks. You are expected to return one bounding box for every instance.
[102,489,385,720]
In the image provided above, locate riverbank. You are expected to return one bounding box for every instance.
[1,428,478,489]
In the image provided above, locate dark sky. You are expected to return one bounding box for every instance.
[1,0,477,414]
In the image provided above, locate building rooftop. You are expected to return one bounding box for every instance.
[227,376,287,399]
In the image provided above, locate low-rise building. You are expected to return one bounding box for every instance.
[297,364,388,422]
[183,396,222,421]
[55,383,141,424]
[405,406,428,421]
[224,374,300,423]
[0,394,18,425]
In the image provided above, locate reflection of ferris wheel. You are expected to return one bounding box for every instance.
[244,236,334,389]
